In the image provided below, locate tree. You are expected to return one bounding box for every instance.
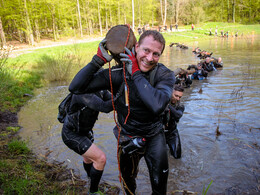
[97,0,102,35]
[175,0,180,25]
[0,16,6,47]
[24,0,34,45]
[76,0,83,37]
[163,0,167,26]
[132,0,135,30]
[232,0,236,23]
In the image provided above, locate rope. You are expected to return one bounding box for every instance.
[108,24,134,195]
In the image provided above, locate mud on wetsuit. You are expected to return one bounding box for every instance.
[69,55,175,195]
[62,91,113,155]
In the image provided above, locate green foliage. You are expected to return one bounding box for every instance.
[1,0,259,44]
[8,139,30,155]
[202,180,213,195]
[36,52,74,82]
[6,126,20,133]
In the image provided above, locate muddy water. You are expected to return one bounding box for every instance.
[18,36,260,194]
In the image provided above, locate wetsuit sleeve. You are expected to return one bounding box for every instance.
[75,93,113,113]
[69,55,105,94]
[102,90,112,101]
[132,68,175,115]
[169,104,185,122]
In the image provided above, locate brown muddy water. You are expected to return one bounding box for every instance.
[18,36,260,194]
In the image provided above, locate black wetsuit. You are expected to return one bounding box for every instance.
[69,55,175,195]
[200,61,215,72]
[62,91,113,155]
[211,57,223,68]
[163,103,185,158]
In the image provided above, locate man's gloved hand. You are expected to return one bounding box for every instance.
[120,47,140,75]
[96,39,113,64]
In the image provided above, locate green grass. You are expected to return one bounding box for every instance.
[0,153,86,194]
[0,41,100,111]
[162,22,260,44]
[181,22,260,35]
[8,139,31,155]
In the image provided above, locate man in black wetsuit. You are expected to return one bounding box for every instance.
[163,84,185,159]
[61,91,113,194]
[199,57,215,72]
[69,30,175,195]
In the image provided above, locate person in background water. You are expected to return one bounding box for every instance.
[163,84,185,159]
[190,63,208,80]
[69,30,175,195]
[199,57,216,72]
[191,23,195,31]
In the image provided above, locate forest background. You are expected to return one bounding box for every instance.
[0,0,259,46]
[0,0,259,194]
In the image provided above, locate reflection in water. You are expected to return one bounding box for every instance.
[19,36,260,194]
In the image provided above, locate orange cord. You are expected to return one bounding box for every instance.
[108,24,132,193]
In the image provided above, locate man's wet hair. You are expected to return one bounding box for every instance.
[138,30,166,54]
[174,84,184,92]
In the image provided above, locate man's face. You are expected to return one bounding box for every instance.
[135,35,163,73]
[171,90,183,104]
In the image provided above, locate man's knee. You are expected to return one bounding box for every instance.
[96,152,106,166]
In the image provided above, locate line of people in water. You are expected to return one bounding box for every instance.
[174,47,223,88]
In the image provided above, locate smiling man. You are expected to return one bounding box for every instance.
[69,30,175,195]
[135,34,164,72]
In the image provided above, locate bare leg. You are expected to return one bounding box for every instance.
[82,143,106,170]
[82,143,106,193]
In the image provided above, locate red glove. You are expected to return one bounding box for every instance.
[96,39,112,64]
[120,47,140,75]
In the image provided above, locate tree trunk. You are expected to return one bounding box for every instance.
[227,0,230,22]
[232,0,235,23]
[105,1,108,31]
[160,0,163,24]
[77,0,83,37]
[34,19,40,42]
[221,0,224,22]
[24,0,34,45]
[132,0,135,31]
[163,0,167,26]
[0,16,6,47]
[97,0,102,35]
[109,3,112,27]
[52,12,57,41]
[117,1,120,24]
[138,0,141,26]
[175,0,179,24]
[89,19,93,35]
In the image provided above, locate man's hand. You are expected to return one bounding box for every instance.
[96,39,113,64]
[120,47,140,75]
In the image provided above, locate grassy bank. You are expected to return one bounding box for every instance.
[0,22,259,194]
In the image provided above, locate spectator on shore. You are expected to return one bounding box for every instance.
[221,30,224,37]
